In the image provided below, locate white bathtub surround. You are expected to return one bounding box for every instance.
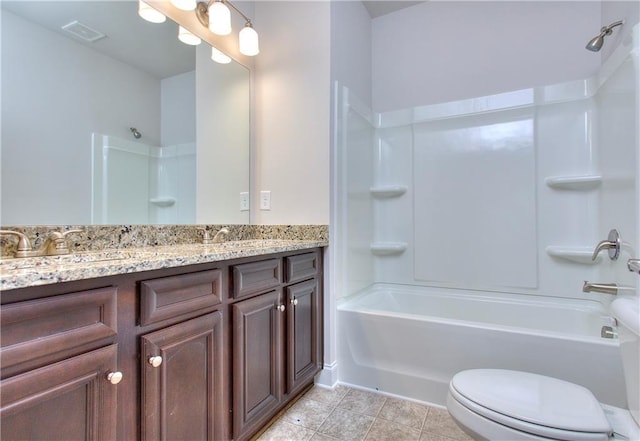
[338,284,626,407]
[338,28,638,301]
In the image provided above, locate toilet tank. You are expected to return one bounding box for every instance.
[612,297,640,425]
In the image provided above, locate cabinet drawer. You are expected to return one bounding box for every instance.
[232,259,281,299]
[285,252,318,284]
[140,269,222,326]
[1,286,118,378]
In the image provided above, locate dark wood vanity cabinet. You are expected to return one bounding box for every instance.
[138,268,229,441]
[0,286,120,441]
[141,311,226,441]
[232,251,323,441]
[0,247,323,441]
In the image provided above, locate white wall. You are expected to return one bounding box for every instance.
[372,1,602,111]
[253,1,331,225]
[330,1,373,108]
[1,10,160,225]
[601,1,640,62]
[161,71,196,147]
[196,44,251,224]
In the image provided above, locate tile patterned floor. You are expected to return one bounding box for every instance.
[256,385,474,441]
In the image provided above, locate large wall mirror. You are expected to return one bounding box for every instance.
[1,1,250,225]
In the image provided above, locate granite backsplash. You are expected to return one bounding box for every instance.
[0,225,328,257]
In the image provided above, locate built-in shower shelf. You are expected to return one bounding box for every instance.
[544,175,602,190]
[149,197,176,207]
[370,242,408,256]
[370,185,408,198]
[545,246,600,264]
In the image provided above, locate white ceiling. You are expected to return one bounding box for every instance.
[3,0,426,78]
[2,1,195,79]
[362,1,425,18]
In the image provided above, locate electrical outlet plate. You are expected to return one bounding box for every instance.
[240,192,249,211]
[260,191,271,210]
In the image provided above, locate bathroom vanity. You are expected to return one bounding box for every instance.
[0,242,324,441]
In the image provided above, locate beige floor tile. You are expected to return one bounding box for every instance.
[419,433,465,441]
[284,398,334,430]
[422,408,473,441]
[338,389,387,417]
[364,418,421,441]
[311,433,341,441]
[257,420,316,441]
[317,408,375,441]
[377,397,429,430]
[305,385,351,406]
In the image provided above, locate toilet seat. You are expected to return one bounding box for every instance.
[448,369,612,441]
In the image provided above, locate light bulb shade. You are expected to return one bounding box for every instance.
[208,2,232,35]
[170,0,196,11]
[211,47,232,64]
[239,24,259,56]
[178,26,201,45]
[138,0,166,23]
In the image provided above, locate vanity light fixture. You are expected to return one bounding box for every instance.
[211,46,232,64]
[138,0,166,23]
[239,22,259,56]
[207,0,232,35]
[178,25,202,45]
[195,0,260,56]
[170,0,197,12]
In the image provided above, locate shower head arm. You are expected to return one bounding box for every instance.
[602,20,624,36]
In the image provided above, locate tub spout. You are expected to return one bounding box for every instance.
[582,281,618,295]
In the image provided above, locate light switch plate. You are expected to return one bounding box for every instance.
[240,192,249,211]
[260,191,271,210]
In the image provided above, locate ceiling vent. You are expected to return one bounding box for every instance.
[61,20,106,43]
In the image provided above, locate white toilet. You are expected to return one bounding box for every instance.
[447,297,640,441]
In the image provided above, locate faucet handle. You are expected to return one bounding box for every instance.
[199,228,214,245]
[45,229,84,255]
[61,229,84,238]
[628,259,640,274]
[591,229,620,261]
[0,230,35,257]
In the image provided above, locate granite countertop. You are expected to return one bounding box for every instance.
[0,239,328,291]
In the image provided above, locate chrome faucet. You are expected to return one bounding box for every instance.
[0,229,83,258]
[212,227,229,243]
[591,229,621,261]
[199,227,229,245]
[0,230,37,257]
[583,281,618,295]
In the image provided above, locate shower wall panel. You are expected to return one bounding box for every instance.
[413,111,537,290]
[335,86,375,298]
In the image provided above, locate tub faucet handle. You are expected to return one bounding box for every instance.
[627,259,640,274]
[591,229,620,261]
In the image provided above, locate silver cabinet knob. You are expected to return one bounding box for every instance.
[106,371,123,385]
[276,304,285,312]
[148,356,163,368]
[291,298,298,306]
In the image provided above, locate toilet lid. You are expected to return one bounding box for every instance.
[450,369,612,435]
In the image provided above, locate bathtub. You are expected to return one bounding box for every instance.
[337,284,627,407]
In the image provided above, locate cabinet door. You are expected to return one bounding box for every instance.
[286,279,322,395]
[232,290,284,441]
[1,344,118,441]
[141,311,227,441]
